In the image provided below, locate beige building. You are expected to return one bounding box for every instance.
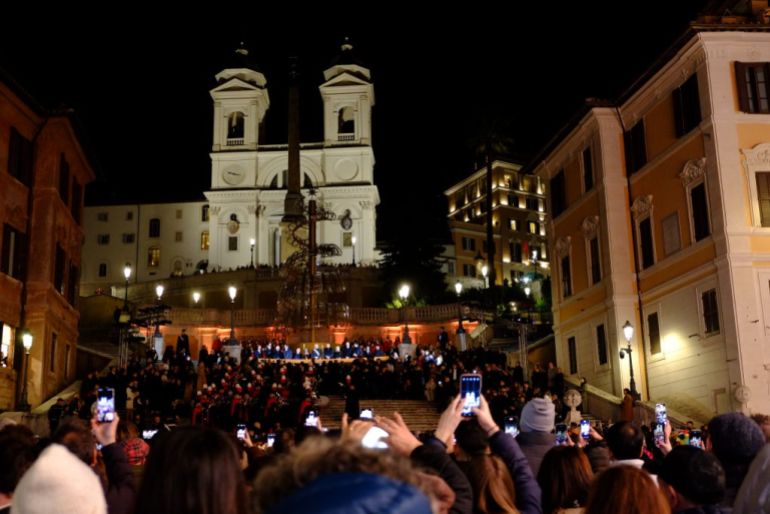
[533,8,770,416]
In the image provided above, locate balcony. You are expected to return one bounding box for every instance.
[338,134,355,142]
[226,138,244,146]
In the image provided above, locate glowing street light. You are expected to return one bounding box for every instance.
[19,330,33,411]
[155,284,164,301]
[250,238,256,268]
[455,281,465,336]
[619,320,639,400]
[228,286,237,341]
[192,291,201,305]
[351,235,357,266]
[398,283,412,344]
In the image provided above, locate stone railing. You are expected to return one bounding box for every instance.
[226,138,244,146]
[564,376,622,423]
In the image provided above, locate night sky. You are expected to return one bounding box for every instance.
[1,2,712,244]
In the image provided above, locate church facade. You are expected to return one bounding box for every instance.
[80,44,380,293]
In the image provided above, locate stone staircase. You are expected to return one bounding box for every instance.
[318,396,442,432]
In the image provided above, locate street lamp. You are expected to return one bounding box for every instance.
[619,320,640,400]
[123,265,132,306]
[351,235,357,267]
[228,286,237,342]
[398,283,412,344]
[155,284,164,302]
[250,238,256,268]
[481,264,489,288]
[153,284,165,358]
[455,281,467,351]
[192,291,201,305]
[19,330,33,411]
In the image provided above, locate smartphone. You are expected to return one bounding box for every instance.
[580,419,591,441]
[689,429,702,448]
[504,416,519,437]
[236,424,247,440]
[654,423,665,445]
[460,373,482,416]
[361,426,388,450]
[142,429,159,440]
[96,387,115,423]
[555,423,568,445]
[266,433,276,448]
[360,408,374,420]
[436,355,443,366]
[655,403,667,426]
[305,410,319,427]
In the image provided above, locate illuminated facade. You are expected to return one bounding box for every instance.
[81,43,380,294]
[0,71,95,408]
[534,13,770,415]
[445,160,549,291]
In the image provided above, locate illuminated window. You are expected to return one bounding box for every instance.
[201,231,210,250]
[148,247,160,267]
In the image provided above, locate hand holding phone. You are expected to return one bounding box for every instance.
[460,373,482,417]
[96,387,115,423]
[236,424,247,440]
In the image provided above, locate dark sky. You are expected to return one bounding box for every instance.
[0,2,712,243]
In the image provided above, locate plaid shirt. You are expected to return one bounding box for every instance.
[120,437,150,466]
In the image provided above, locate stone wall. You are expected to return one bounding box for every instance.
[0,367,17,411]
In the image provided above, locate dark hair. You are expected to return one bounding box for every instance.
[605,421,643,460]
[0,426,37,494]
[659,446,725,505]
[134,426,248,514]
[537,446,593,513]
[461,454,518,514]
[585,466,670,514]
[455,418,489,456]
[52,418,95,465]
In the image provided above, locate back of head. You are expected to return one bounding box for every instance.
[537,446,594,514]
[12,443,106,514]
[659,446,725,506]
[585,466,670,514]
[53,418,96,466]
[605,421,643,461]
[708,412,765,465]
[454,418,489,456]
[252,436,439,514]
[0,426,37,495]
[135,426,248,514]
[463,454,518,514]
[520,397,556,433]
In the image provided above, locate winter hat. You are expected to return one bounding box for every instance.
[659,445,725,505]
[12,443,106,514]
[520,397,556,433]
[708,412,765,464]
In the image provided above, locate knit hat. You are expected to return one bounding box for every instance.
[659,445,725,505]
[12,443,106,514]
[520,398,556,433]
[708,412,765,464]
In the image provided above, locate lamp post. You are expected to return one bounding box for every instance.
[250,238,256,268]
[118,265,132,367]
[619,320,640,400]
[455,281,467,351]
[192,291,201,306]
[398,284,412,345]
[123,265,132,307]
[228,286,237,342]
[481,264,489,289]
[19,330,33,411]
[351,235,357,267]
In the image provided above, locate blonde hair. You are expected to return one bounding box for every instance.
[462,454,519,514]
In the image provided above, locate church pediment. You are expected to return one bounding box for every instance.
[211,76,263,94]
[321,71,371,88]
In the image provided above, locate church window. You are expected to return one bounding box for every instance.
[227,112,245,141]
[338,106,355,137]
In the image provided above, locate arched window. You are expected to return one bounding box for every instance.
[338,107,355,135]
[227,112,245,140]
[303,173,313,189]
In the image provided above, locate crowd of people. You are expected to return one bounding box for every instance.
[1,339,769,514]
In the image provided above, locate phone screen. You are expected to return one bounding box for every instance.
[360,408,374,420]
[305,411,318,427]
[504,416,519,437]
[655,403,667,425]
[236,424,247,440]
[97,387,115,423]
[689,430,702,447]
[142,429,159,440]
[580,420,590,440]
[266,434,276,447]
[361,426,388,450]
[460,374,482,416]
[555,423,568,445]
[654,423,665,445]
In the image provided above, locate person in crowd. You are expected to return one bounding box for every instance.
[604,421,656,482]
[176,329,190,355]
[732,442,770,514]
[584,466,671,514]
[620,388,635,422]
[117,420,150,467]
[537,446,593,514]
[0,425,37,514]
[47,397,66,435]
[134,426,249,514]
[12,443,107,514]
[658,445,729,514]
[749,413,770,442]
[517,397,556,476]
[450,394,541,514]
[706,411,766,507]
